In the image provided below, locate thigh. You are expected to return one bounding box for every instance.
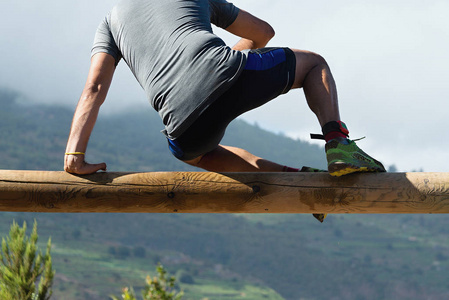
[220,47,296,118]
[171,47,296,160]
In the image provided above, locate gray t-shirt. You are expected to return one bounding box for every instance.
[92,0,247,139]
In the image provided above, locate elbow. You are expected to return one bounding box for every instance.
[266,25,275,41]
[80,83,107,107]
[84,82,103,95]
[258,24,275,46]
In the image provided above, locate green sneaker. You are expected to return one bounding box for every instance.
[326,138,386,177]
[300,166,328,223]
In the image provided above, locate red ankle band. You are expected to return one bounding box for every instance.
[324,131,347,142]
[322,121,349,142]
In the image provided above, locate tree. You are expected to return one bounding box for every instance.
[111,263,183,300]
[132,246,146,258]
[116,246,131,259]
[0,220,54,300]
[176,270,194,284]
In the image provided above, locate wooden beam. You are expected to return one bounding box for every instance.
[0,170,448,213]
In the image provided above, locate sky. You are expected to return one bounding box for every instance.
[1,0,448,172]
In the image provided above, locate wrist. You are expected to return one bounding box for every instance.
[64,154,86,173]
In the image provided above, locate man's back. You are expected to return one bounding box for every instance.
[93,0,246,138]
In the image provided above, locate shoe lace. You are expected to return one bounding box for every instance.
[351,136,366,142]
[310,133,366,142]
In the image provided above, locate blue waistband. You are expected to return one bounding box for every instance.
[244,48,286,71]
[167,138,184,159]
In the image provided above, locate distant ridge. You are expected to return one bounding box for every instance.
[0,87,326,172]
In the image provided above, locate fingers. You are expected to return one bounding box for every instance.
[79,162,107,175]
[64,156,107,175]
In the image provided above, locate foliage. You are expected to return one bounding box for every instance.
[0,220,54,300]
[133,246,146,258]
[3,210,449,299]
[176,270,194,284]
[108,245,146,259]
[110,263,183,300]
[116,246,131,259]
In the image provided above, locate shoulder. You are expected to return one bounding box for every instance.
[208,0,240,28]
[209,0,236,9]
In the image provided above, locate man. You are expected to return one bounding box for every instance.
[65,0,385,178]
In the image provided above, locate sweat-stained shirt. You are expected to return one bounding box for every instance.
[91,0,247,139]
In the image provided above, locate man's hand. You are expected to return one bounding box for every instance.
[64,154,107,175]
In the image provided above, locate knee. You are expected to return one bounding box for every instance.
[309,52,328,68]
[291,50,330,88]
[293,49,327,66]
[183,147,220,170]
[184,155,204,167]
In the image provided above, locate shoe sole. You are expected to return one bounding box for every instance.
[328,162,383,177]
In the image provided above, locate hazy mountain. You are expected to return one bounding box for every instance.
[0,88,448,300]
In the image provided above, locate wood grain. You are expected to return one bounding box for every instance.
[0,170,448,213]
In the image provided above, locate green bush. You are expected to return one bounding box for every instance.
[133,246,146,258]
[111,263,183,300]
[176,270,194,284]
[0,220,54,300]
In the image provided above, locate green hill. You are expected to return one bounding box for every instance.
[0,88,326,173]
[1,88,449,300]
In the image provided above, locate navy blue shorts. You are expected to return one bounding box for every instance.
[168,47,296,161]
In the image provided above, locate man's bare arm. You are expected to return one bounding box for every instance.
[225,9,275,50]
[64,53,116,174]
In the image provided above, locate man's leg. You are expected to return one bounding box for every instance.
[185,145,285,172]
[290,49,385,176]
[185,49,384,175]
[175,48,303,173]
[184,50,340,173]
[290,50,340,126]
[183,50,339,172]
